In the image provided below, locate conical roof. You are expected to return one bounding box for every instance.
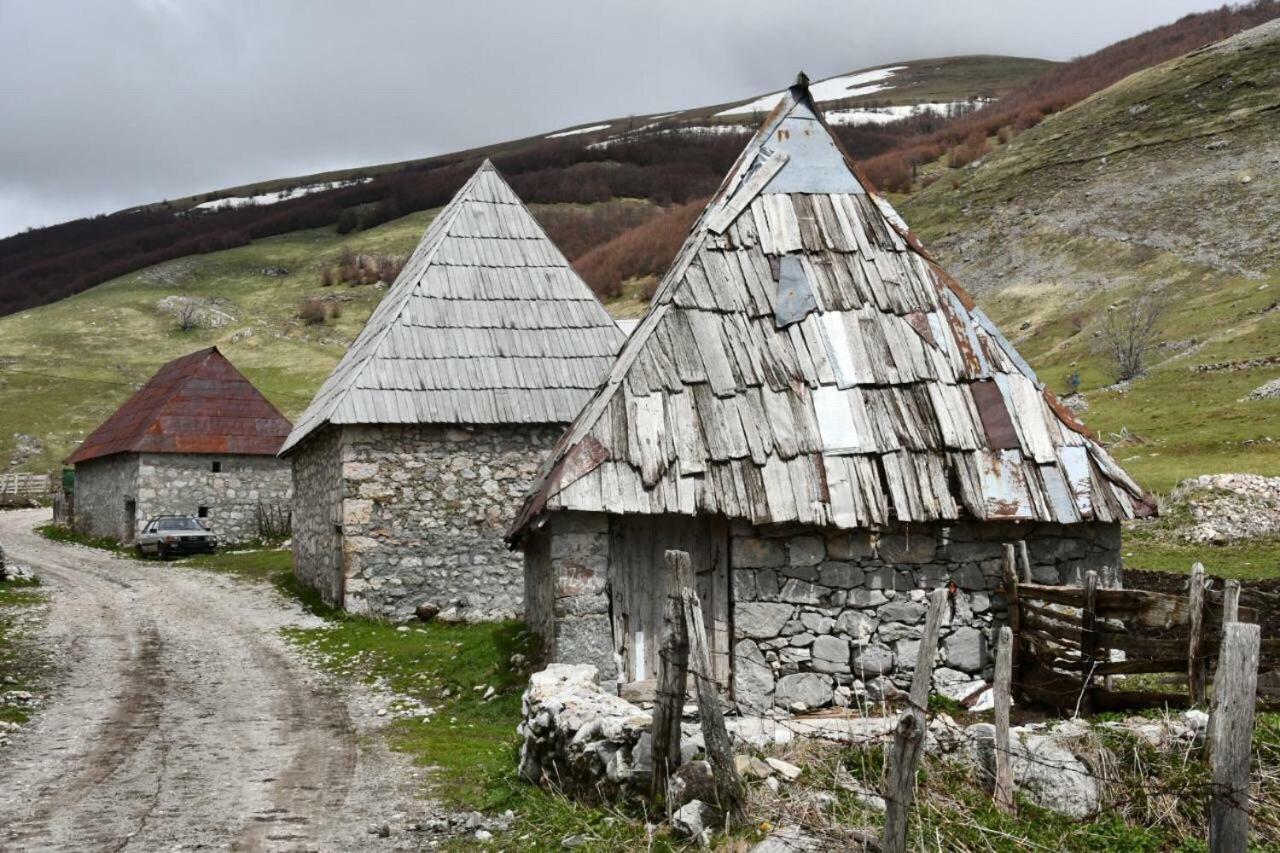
[511,77,1152,537]
[67,347,293,464]
[281,161,625,455]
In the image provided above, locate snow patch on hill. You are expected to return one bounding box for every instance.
[826,99,989,126]
[716,66,906,116]
[193,179,371,212]
[546,123,612,139]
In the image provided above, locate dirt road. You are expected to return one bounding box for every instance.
[0,508,429,852]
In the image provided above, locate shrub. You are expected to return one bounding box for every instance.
[298,298,327,325]
[865,153,914,193]
[572,200,704,300]
[320,269,333,287]
[335,209,358,234]
[947,132,992,168]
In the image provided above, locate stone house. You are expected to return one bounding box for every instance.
[280,161,624,621]
[509,77,1153,712]
[66,347,293,544]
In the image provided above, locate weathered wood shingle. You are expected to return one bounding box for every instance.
[510,78,1154,537]
[281,162,625,455]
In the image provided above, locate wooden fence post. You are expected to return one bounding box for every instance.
[1189,563,1207,706]
[1078,570,1099,716]
[1222,580,1241,626]
[676,552,746,827]
[882,587,949,853]
[651,550,690,803]
[993,625,1015,812]
[1208,622,1260,853]
[1001,544,1021,692]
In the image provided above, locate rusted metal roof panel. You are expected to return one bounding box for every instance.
[66,347,292,465]
[507,75,1153,541]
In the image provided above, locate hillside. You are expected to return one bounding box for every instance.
[0,55,1052,318]
[900,19,1280,494]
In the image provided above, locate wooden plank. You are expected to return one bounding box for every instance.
[883,587,949,853]
[1189,563,1207,706]
[1223,580,1241,625]
[706,150,789,234]
[676,551,747,827]
[1208,622,1260,853]
[1001,544,1022,694]
[651,551,690,803]
[993,626,1015,813]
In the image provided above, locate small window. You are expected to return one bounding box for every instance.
[198,506,209,518]
[211,461,221,473]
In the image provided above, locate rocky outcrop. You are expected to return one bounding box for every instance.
[1169,473,1280,544]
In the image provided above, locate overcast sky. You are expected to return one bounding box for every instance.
[0,0,1230,238]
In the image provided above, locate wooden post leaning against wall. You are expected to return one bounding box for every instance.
[1000,544,1022,694]
[1189,563,1208,706]
[651,550,691,803]
[675,550,747,827]
[1016,540,1033,583]
[993,625,1015,812]
[1208,622,1260,853]
[882,586,950,853]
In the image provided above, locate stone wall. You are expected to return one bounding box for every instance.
[338,423,563,621]
[523,511,615,680]
[531,512,1120,710]
[730,520,1120,712]
[290,426,344,605]
[73,454,139,541]
[136,452,292,545]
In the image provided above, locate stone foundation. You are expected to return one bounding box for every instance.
[526,511,1120,711]
[293,423,563,621]
[730,520,1119,711]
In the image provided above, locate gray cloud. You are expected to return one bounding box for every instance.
[0,0,1227,237]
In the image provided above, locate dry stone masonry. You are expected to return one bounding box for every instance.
[296,423,562,621]
[730,520,1119,712]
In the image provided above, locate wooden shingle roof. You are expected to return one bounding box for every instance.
[66,347,292,465]
[511,77,1153,538]
[281,161,625,455]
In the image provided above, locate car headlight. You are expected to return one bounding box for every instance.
[165,536,178,543]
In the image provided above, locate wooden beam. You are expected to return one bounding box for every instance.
[1078,570,1099,716]
[1208,622,1260,853]
[676,551,746,827]
[1222,580,1241,626]
[882,587,949,853]
[651,551,690,804]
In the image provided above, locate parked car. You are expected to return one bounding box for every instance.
[136,515,218,559]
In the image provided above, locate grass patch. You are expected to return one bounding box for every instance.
[1123,529,1280,581]
[34,523,134,556]
[0,578,48,726]
[284,616,681,850]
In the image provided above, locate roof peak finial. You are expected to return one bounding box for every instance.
[793,71,810,91]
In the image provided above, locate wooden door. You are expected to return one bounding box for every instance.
[124,500,137,543]
[609,515,731,697]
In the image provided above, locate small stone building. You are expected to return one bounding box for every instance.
[281,161,624,621]
[66,347,293,544]
[509,77,1153,712]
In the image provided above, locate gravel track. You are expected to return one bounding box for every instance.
[0,508,431,852]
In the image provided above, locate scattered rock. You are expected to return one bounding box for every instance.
[750,825,821,852]
[669,761,716,810]
[774,673,832,709]
[1169,474,1280,544]
[415,602,440,622]
[671,799,717,840]
[764,756,802,781]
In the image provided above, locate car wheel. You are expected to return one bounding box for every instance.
[135,543,145,558]
[158,544,169,561]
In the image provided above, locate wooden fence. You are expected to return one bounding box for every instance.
[0,473,51,507]
[1002,547,1279,712]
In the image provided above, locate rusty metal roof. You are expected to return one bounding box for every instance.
[66,347,293,465]
[510,76,1155,539]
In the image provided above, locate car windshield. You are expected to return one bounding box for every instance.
[157,518,203,531]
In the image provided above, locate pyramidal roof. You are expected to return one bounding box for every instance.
[281,161,625,454]
[67,347,293,465]
[511,77,1153,537]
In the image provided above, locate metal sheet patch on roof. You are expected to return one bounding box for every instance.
[774,255,817,327]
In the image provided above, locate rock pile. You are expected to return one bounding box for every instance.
[1169,473,1280,543]
[1243,376,1280,401]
